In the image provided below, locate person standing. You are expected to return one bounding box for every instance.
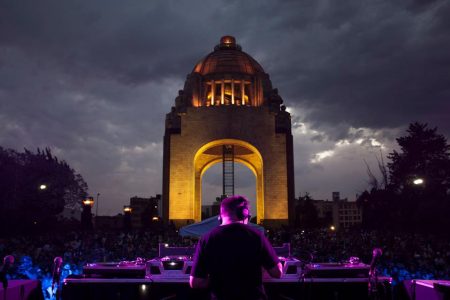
[190,195,282,300]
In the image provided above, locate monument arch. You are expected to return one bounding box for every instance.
[162,36,295,226]
[194,139,264,223]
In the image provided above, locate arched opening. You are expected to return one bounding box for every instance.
[201,162,256,220]
[193,139,264,223]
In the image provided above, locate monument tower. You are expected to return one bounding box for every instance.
[163,36,294,226]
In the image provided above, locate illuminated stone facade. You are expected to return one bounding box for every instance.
[162,36,294,226]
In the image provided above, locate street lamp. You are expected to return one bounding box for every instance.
[413,178,424,185]
[81,197,94,231]
[330,225,336,231]
[83,197,95,207]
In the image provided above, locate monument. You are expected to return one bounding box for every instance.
[162,36,294,226]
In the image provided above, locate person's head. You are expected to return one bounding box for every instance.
[219,195,251,225]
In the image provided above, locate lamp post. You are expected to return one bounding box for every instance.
[81,197,94,230]
[95,193,100,216]
[123,206,132,231]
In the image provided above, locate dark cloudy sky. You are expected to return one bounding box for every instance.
[1,0,449,215]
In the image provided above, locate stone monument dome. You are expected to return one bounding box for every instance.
[177,36,277,108]
[193,36,265,76]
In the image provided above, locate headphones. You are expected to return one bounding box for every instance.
[218,203,251,224]
[236,205,249,221]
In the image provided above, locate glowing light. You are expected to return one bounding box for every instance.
[311,150,334,163]
[39,184,47,190]
[83,197,94,207]
[123,206,132,213]
[152,216,159,221]
[164,243,169,247]
[413,178,424,185]
[330,226,336,231]
[141,285,147,292]
[169,262,177,266]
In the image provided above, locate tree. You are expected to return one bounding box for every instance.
[0,147,88,234]
[388,122,450,197]
[359,122,450,232]
[295,193,319,229]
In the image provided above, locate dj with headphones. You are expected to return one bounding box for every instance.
[190,195,282,300]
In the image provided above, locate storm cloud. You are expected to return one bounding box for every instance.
[1,0,449,214]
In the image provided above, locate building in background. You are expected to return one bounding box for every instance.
[311,192,362,230]
[129,195,162,229]
[332,193,362,230]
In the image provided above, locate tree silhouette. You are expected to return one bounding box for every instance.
[388,122,450,197]
[358,122,450,232]
[0,147,88,234]
[295,193,319,229]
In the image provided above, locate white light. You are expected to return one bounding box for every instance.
[140,285,146,292]
[330,226,335,231]
[39,184,47,190]
[413,178,424,185]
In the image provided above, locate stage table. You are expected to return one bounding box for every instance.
[0,280,43,300]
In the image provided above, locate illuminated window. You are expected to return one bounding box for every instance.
[224,82,232,105]
[215,83,221,105]
[204,79,251,106]
[244,83,251,105]
[234,81,242,105]
[206,83,213,106]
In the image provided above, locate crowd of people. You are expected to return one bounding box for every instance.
[0,226,449,298]
[268,228,449,282]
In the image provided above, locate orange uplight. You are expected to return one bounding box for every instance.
[83,197,94,207]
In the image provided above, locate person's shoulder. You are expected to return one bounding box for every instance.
[202,225,224,240]
[235,223,266,239]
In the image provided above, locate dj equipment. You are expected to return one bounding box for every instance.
[62,276,393,300]
[83,260,146,278]
[64,243,393,299]
[146,256,193,280]
[304,262,370,278]
[0,280,43,300]
[404,279,450,300]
